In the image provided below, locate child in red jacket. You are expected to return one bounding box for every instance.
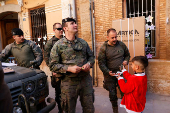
[111,56,148,113]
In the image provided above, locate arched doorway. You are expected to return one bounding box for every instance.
[0,12,19,49]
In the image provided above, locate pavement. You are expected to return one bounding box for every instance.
[47,83,170,113]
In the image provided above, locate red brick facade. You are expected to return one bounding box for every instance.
[159,0,166,59]
[167,0,170,60]
[75,0,170,95]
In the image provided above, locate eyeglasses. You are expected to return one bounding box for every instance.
[55,28,63,31]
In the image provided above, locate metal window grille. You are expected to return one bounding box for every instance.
[126,0,156,57]
[30,7,47,50]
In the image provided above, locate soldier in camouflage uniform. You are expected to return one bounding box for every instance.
[0,28,43,69]
[98,28,130,113]
[44,23,63,113]
[49,18,95,113]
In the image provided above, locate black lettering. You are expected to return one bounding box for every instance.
[135,29,139,34]
[117,31,121,35]
[129,31,131,35]
[133,39,139,42]
[118,30,139,36]
[125,31,128,35]
[122,31,125,35]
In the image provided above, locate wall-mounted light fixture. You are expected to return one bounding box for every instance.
[166,17,169,24]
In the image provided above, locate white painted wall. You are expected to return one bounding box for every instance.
[61,0,75,19]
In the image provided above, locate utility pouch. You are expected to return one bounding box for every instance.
[51,76,61,88]
[103,81,109,91]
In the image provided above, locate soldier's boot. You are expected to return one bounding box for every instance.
[56,99,63,113]
[111,101,118,113]
[112,106,118,113]
[58,102,63,113]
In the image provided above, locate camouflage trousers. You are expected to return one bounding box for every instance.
[60,75,94,113]
[103,75,124,107]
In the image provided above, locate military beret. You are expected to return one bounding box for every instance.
[11,28,24,36]
[62,17,76,24]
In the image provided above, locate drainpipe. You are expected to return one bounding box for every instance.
[68,4,71,17]
[92,1,97,86]
[89,0,95,85]
[72,0,76,19]
[90,0,97,86]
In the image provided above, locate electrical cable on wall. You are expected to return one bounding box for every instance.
[120,19,122,41]
[128,18,129,72]
[133,17,135,57]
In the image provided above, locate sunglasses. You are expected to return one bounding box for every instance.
[55,28,63,30]
[14,35,23,37]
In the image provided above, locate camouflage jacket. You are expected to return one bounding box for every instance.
[98,40,130,76]
[49,37,95,77]
[44,36,60,66]
[0,40,43,68]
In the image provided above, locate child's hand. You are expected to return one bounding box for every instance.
[122,65,125,70]
[109,71,121,78]
[120,65,125,71]
[116,74,121,79]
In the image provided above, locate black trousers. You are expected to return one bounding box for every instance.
[51,76,62,113]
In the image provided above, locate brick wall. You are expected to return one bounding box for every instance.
[159,0,167,59]
[146,60,170,95]
[75,0,170,95]
[75,0,91,44]
[146,0,170,95]
[166,0,170,60]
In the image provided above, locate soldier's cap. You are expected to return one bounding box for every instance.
[62,17,76,25]
[12,28,24,36]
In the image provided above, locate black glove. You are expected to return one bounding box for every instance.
[30,60,39,67]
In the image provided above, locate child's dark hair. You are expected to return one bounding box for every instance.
[132,56,148,70]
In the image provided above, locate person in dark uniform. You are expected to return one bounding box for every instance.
[44,23,63,113]
[0,61,13,113]
[98,28,130,113]
[0,28,43,69]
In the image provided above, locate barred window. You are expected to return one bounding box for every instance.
[125,0,156,57]
[29,6,47,50]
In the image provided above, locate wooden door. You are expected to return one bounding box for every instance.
[1,19,18,49]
